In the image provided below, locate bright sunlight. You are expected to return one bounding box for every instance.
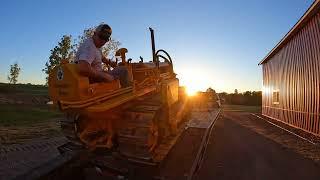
[178,67,221,96]
[186,86,198,96]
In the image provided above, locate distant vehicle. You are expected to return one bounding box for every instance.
[206,88,221,108]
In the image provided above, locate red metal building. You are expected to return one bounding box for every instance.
[259,0,320,136]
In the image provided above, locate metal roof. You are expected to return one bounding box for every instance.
[259,0,320,65]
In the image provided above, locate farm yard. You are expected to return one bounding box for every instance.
[1,0,320,179]
[0,83,63,144]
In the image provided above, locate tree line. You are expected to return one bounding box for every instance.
[219,90,262,106]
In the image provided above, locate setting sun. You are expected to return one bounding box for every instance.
[186,86,198,96]
[177,67,220,96]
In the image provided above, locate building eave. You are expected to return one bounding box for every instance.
[259,0,320,65]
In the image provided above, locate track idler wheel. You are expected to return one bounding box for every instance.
[148,124,159,152]
[61,112,117,151]
[77,118,115,150]
[60,112,82,145]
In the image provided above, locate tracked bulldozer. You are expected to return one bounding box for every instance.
[48,28,189,162]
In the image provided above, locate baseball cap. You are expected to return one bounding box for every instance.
[96,24,112,41]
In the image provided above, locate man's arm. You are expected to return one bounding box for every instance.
[102,56,117,68]
[77,60,114,82]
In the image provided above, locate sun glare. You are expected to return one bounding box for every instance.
[186,86,198,96]
[179,68,212,96]
[178,66,225,96]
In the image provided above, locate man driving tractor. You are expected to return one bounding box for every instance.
[75,24,130,87]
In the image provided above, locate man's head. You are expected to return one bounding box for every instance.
[93,24,112,48]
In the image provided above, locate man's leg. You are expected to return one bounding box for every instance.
[109,66,130,87]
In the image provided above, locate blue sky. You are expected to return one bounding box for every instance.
[0,0,314,92]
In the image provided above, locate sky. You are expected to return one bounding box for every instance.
[0,0,314,93]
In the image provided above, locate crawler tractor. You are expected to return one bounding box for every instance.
[48,28,189,161]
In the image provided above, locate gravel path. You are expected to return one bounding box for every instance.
[195,112,320,180]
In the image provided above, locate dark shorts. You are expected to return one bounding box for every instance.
[109,66,130,87]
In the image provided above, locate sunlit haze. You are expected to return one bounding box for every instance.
[0,0,314,93]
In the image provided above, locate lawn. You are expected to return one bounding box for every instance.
[0,83,64,144]
[0,83,48,96]
[0,104,63,144]
[0,104,62,126]
[222,104,261,113]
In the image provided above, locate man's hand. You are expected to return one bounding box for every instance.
[102,56,110,64]
[98,71,114,81]
[78,60,114,82]
[110,61,117,68]
[102,56,118,68]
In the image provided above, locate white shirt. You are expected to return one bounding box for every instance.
[75,37,103,72]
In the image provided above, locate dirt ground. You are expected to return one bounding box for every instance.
[0,84,63,145]
[0,118,62,144]
[225,112,320,163]
[0,84,65,179]
[195,111,320,180]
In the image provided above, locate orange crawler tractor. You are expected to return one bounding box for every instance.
[48,28,189,161]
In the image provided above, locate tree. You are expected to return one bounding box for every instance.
[7,62,21,84]
[206,87,214,93]
[43,35,74,85]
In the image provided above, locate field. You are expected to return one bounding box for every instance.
[0,83,48,96]
[222,104,261,113]
[0,83,63,144]
[0,83,263,144]
[0,104,61,126]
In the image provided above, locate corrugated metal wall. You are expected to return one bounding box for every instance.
[262,12,320,136]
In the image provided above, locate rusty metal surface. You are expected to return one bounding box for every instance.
[261,11,320,136]
[0,137,67,180]
[187,109,221,180]
[159,109,220,180]
[187,109,220,128]
[159,128,204,180]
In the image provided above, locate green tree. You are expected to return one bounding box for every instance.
[42,35,74,85]
[7,62,21,84]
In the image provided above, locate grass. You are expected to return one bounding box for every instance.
[0,83,64,144]
[0,104,62,126]
[0,83,48,96]
[0,104,64,144]
[222,104,261,113]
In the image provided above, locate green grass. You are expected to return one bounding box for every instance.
[223,104,261,113]
[0,83,48,96]
[0,104,62,126]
